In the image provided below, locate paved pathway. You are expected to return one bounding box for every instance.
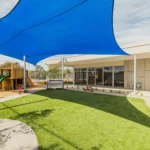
[0,119,38,150]
[0,88,45,103]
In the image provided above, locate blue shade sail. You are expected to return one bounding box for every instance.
[0,0,127,65]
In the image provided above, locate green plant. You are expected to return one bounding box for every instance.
[90,88,94,92]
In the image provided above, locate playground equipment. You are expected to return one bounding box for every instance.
[0,64,34,91]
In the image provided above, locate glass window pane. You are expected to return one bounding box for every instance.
[75,68,80,72]
[75,72,80,84]
[81,68,87,72]
[96,68,103,85]
[104,67,112,72]
[114,66,124,71]
[88,68,95,72]
[104,67,112,86]
[88,71,95,85]
[114,66,124,87]
[80,72,87,85]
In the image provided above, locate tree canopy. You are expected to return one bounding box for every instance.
[0,62,21,68]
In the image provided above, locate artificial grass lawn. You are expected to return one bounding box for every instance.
[0,90,150,150]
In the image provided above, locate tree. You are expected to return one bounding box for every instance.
[35,65,47,80]
[0,62,21,68]
[36,65,44,71]
[48,66,61,74]
[64,68,72,75]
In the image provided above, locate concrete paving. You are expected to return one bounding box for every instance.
[0,119,38,150]
[0,88,45,103]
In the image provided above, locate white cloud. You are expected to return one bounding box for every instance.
[114,0,150,46]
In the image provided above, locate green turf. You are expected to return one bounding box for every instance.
[0,90,150,150]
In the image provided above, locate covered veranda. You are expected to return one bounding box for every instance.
[46,42,150,95]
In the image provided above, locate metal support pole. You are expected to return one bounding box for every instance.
[112,66,114,87]
[86,68,88,86]
[23,55,27,92]
[134,55,136,95]
[61,57,64,89]
[62,57,64,80]
[73,68,75,85]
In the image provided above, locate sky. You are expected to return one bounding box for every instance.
[0,0,150,69]
[113,0,150,45]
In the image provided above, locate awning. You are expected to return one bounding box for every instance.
[0,0,127,65]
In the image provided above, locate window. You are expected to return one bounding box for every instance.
[74,66,124,87]
[75,68,80,72]
[114,66,124,87]
[88,68,95,72]
[75,70,80,85]
[104,67,112,86]
[96,68,103,85]
[75,68,87,85]
[81,68,87,72]
[80,68,87,85]
[88,68,95,85]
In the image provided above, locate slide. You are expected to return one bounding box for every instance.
[0,75,8,83]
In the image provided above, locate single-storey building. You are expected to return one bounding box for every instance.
[46,42,150,91]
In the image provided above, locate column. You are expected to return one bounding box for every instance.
[23,55,27,92]
[134,55,137,95]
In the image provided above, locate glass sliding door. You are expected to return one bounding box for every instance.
[104,67,112,86]
[114,66,124,87]
[96,68,103,85]
[88,68,95,85]
[80,68,87,85]
[75,69,80,85]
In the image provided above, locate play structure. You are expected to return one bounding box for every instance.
[0,64,34,91]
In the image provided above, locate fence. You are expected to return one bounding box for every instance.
[28,71,73,84]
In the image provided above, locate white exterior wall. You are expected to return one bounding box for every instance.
[124,58,150,91]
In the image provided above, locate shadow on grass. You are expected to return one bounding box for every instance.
[11,109,54,121]
[0,99,49,111]
[35,89,150,128]
[0,102,83,150]
[39,144,102,150]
